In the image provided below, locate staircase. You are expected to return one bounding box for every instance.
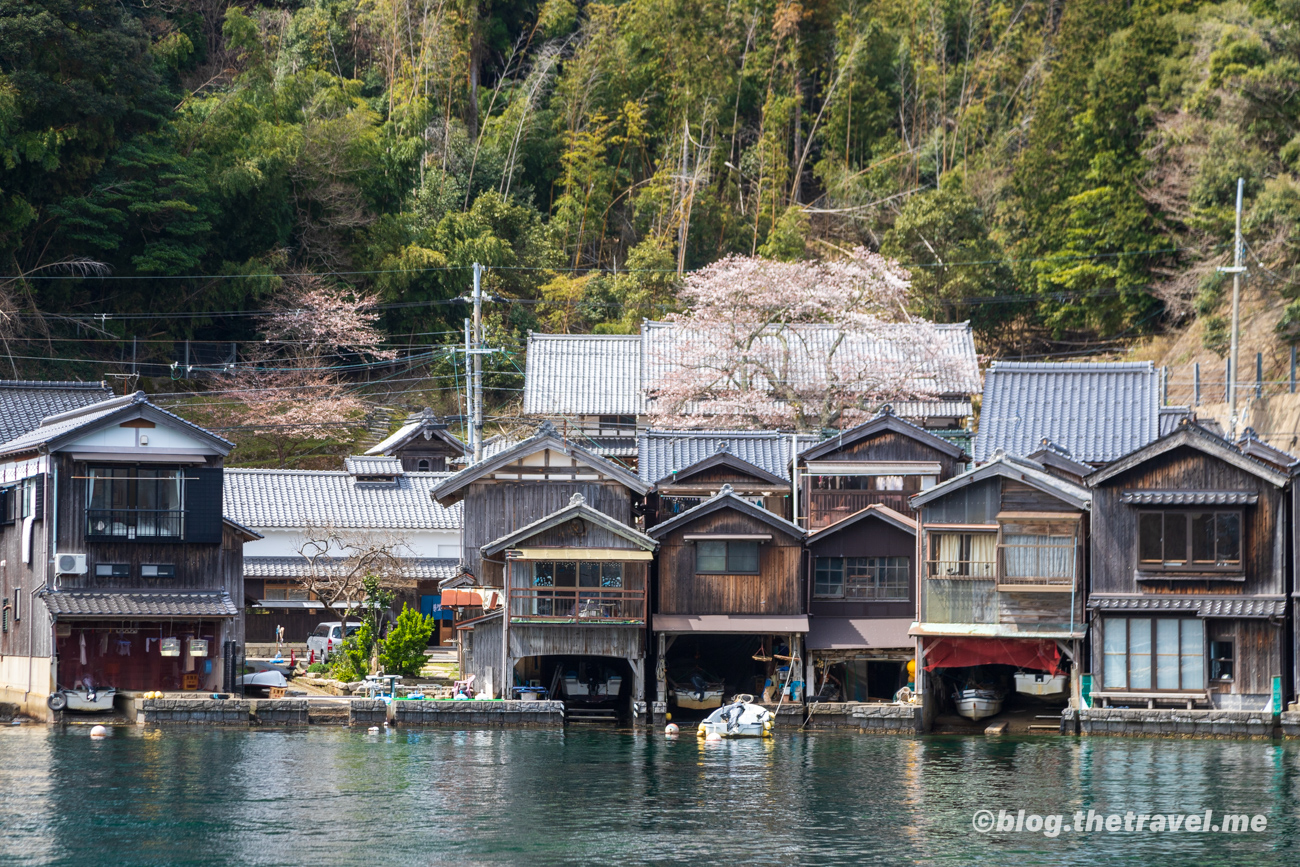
[564,706,619,726]
[359,406,396,450]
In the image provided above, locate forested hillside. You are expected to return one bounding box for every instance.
[3,0,1300,377]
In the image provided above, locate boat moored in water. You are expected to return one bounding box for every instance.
[955,688,1002,721]
[697,697,774,738]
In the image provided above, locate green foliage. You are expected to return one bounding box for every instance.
[379,604,435,677]
[330,621,374,682]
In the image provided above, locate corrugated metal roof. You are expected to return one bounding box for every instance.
[1120,490,1258,506]
[523,333,644,415]
[244,556,460,581]
[642,320,982,399]
[638,429,821,482]
[1088,595,1286,618]
[974,362,1161,463]
[41,590,238,618]
[0,380,115,444]
[224,469,462,530]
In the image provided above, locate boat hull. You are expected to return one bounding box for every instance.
[671,689,724,710]
[698,701,774,738]
[61,689,117,712]
[1014,673,1067,698]
[955,689,1003,721]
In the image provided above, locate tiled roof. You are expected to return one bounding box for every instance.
[638,429,822,483]
[223,469,462,530]
[244,556,460,581]
[364,408,468,457]
[974,362,1161,463]
[882,400,974,420]
[0,380,115,444]
[41,590,239,618]
[912,452,1090,511]
[641,320,982,398]
[1088,595,1286,618]
[523,333,644,415]
[0,391,233,457]
[344,455,404,476]
[1120,490,1258,506]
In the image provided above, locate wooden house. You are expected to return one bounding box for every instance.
[791,411,967,702]
[0,391,254,719]
[431,423,652,703]
[364,408,469,472]
[910,453,1090,724]
[646,486,806,719]
[1086,422,1290,712]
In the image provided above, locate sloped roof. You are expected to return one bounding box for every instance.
[806,503,917,542]
[646,484,805,540]
[638,429,821,483]
[1087,421,1290,489]
[653,449,789,487]
[344,455,404,476]
[40,590,239,618]
[482,493,657,555]
[911,452,1091,511]
[523,333,644,415]
[798,410,967,462]
[223,469,462,530]
[1088,595,1286,618]
[364,408,468,457]
[0,391,233,458]
[0,380,115,444]
[641,320,982,398]
[244,556,460,581]
[974,362,1161,463]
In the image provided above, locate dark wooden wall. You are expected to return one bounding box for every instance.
[1090,445,1284,596]
[509,623,642,658]
[0,468,51,659]
[656,507,802,615]
[807,517,915,618]
[392,438,463,472]
[808,429,963,472]
[1001,480,1077,513]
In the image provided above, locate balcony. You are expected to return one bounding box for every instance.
[924,559,995,579]
[509,587,647,623]
[808,491,913,529]
[86,509,184,540]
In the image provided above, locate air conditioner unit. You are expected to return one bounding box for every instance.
[56,553,87,575]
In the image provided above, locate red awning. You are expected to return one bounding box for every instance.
[922,636,1060,673]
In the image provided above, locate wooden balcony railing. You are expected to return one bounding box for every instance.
[807,491,914,528]
[509,587,646,623]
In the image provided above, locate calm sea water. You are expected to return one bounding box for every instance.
[0,726,1296,866]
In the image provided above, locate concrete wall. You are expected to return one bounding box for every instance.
[1065,707,1276,739]
[0,655,52,721]
[143,698,250,725]
[393,699,565,727]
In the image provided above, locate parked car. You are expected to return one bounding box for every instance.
[307,622,360,661]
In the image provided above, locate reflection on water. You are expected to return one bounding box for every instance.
[0,727,1295,866]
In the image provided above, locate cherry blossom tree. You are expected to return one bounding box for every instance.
[643,249,976,431]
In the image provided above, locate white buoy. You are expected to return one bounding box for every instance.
[705,731,722,742]
[665,723,679,735]
[367,726,380,732]
[90,725,108,738]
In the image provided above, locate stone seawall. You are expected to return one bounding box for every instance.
[803,702,919,733]
[350,700,388,726]
[1066,707,1276,739]
[143,699,250,725]
[251,699,310,726]
[393,700,565,727]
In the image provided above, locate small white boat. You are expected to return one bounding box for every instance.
[697,698,773,738]
[956,688,1003,721]
[1014,672,1067,698]
[669,669,725,710]
[563,670,621,699]
[48,687,116,713]
[238,660,289,691]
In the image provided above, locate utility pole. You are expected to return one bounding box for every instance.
[463,317,474,457]
[472,262,484,463]
[1221,177,1247,439]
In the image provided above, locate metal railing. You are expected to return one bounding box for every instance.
[86,509,184,539]
[509,587,646,622]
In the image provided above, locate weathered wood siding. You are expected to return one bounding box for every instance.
[0,469,52,659]
[657,508,803,615]
[1208,619,1282,697]
[1001,480,1077,513]
[508,623,642,658]
[808,517,914,618]
[1090,445,1283,596]
[811,429,963,470]
[462,615,503,690]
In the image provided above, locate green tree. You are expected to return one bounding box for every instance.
[379,604,436,677]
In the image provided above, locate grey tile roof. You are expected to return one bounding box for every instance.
[1088,595,1286,618]
[0,380,115,444]
[641,320,982,398]
[1120,491,1258,506]
[344,456,404,476]
[523,333,644,415]
[0,391,233,457]
[40,590,239,618]
[912,452,1091,511]
[882,400,974,420]
[638,429,822,483]
[974,362,1161,463]
[364,409,468,457]
[223,469,462,530]
[244,556,460,581]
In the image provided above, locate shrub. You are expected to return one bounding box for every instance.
[379,604,435,677]
[330,621,374,682]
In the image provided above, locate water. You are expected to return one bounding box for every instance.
[0,727,1296,866]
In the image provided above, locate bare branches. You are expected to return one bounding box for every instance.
[295,523,411,625]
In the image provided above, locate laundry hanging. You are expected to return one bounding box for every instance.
[99,633,109,655]
[79,632,87,666]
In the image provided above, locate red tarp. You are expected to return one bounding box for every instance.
[922,636,1060,673]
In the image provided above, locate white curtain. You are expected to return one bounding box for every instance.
[1003,534,1073,580]
[969,534,996,577]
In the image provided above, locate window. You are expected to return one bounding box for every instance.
[20,477,36,519]
[814,557,909,600]
[927,533,995,578]
[1138,510,1241,570]
[696,541,760,574]
[94,564,130,578]
[416,459,431,472]
[263,581,311,601]
[86,467,184,538]
[1001,530,1076,586]
[140,564,175,579]
[1102,617,1204,691]
[598,415,636,432]
[530,561,627,618]
[1210,640,1234,682]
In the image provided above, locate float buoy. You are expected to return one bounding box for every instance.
[90,725,108,738]
[704,731,722,742]
[665,723,679,735]
[367,726,380,732]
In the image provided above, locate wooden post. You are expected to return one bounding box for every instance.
[630,657,645,702]
[1193,362,1201,406]
[655,633,667,706]
[1161,365,1168,405]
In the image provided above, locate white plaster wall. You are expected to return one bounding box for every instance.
[243,528,460,559]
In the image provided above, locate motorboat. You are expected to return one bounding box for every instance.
[48,687,116,713]
[697,697,773,738]
[237,660,289,692]
[1014,672,1067,698]
[955,688,1003,721]
[562,665,622,701]
[668,667,725,710]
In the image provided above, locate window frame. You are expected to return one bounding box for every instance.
[85,465,185,540]
[814,556,910,601]
[694,540,761,575]
[1102,616,1206,692]
[1136,509,1242,573]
